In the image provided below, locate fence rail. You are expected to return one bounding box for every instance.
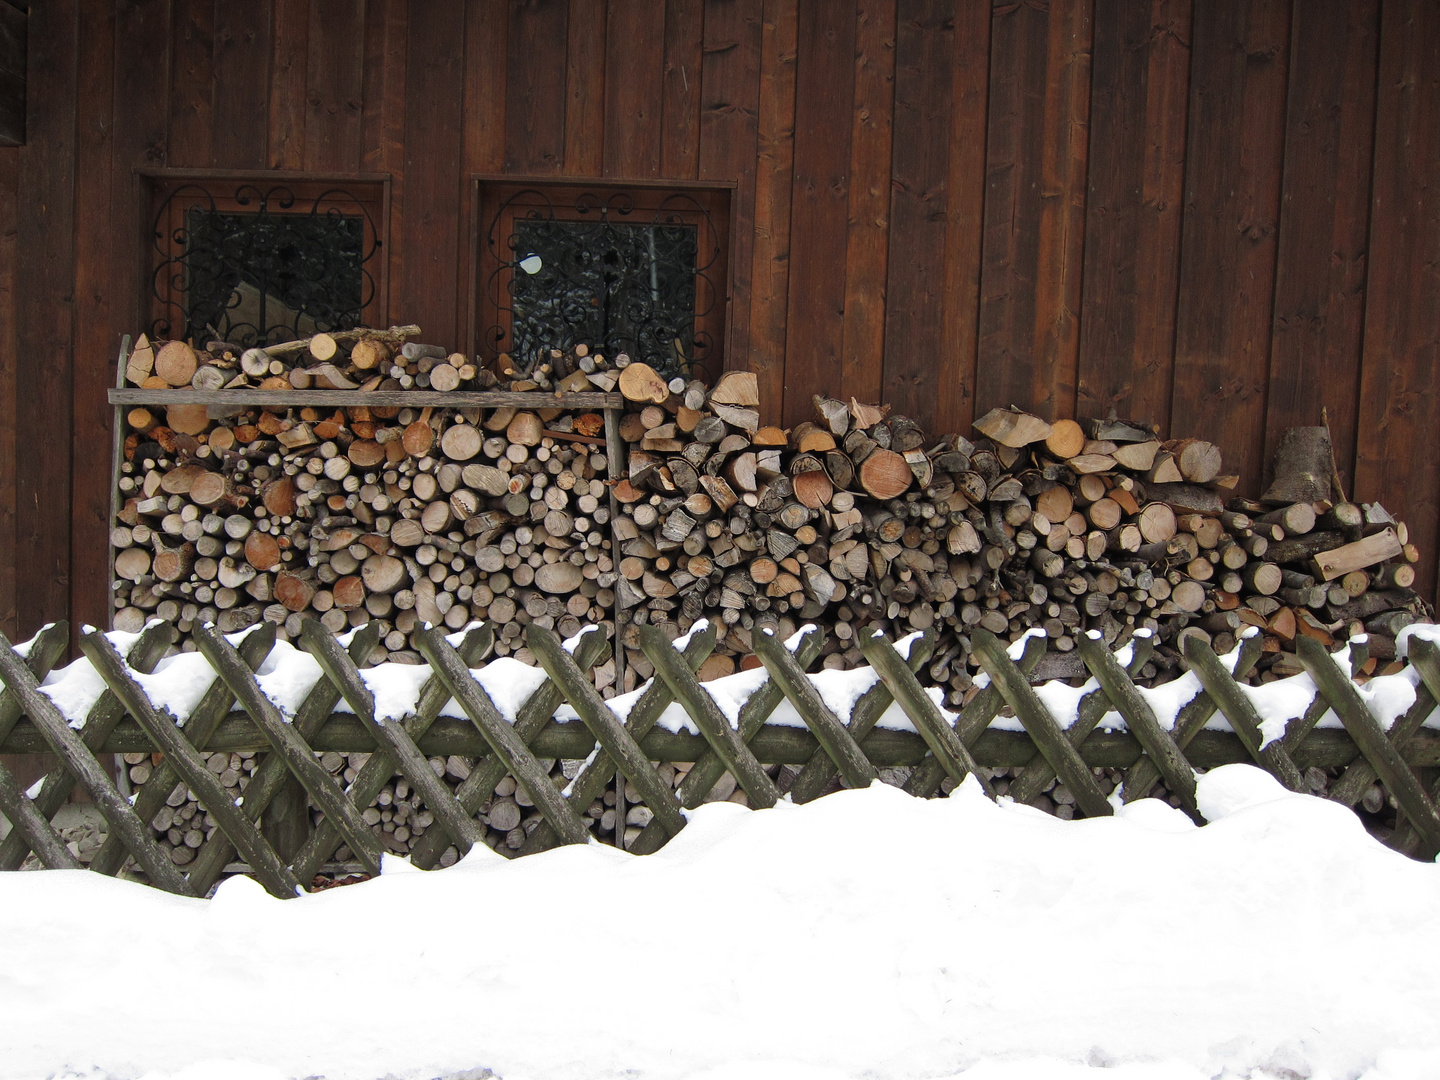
[1,617,1439,897]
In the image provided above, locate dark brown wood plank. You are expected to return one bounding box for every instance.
[212,0,272,169]
[1264,0,1379,499]
[839,0,896,411]
[366,0,409,327]
[1356,0,1440,603]
[68,1,115,640]
[0,147,16,634]
[699,0,763,371]
[881,0,953,429]
[746,0,797,422]
[402,0,466,349]
[1170,0,1290,491]
[1076,0,1191,433]
[268,0,310,169]
[14,0,77,638]
[0,1,24,146]
[976,0,1093,424]
[781,0,855,424]
[563,0,605,176]
[505,0,566,174]
[935,0,988,436]
[168,0,214,166]
[604,0,664,178]
[662,0,704,179]
[462,0,504,352]
[305,0,367,171]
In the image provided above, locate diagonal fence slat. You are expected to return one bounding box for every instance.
[527,624,689,839]
[753,627,878,790]
[89,624,278,880]
[300,620,488,858]
[972,629,1114,818]
[416,626,592,848]
[858,629,993,797]
[527,625,716,856]
[1297,635,1440,855]
[194,624,387,877]
[80,630,303,899]
[1077,632,1202,823]
[0,630,195,895]
[1006,635,1153,806]
[407,627,606,869]
[293,624,493,879]
[10,622,176,873]
[640,625,781,809]
[1181,635,1307,792]
[0,758,81,869]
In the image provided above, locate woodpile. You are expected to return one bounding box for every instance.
[609,383,1431,696]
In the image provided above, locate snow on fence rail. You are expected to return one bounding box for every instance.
[0,616,1439,897]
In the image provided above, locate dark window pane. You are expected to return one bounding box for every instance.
[509,219,698,378]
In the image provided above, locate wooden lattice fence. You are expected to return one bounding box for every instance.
[1,617,1438,898]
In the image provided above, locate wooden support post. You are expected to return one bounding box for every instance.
[300,620,488,857]
[0,631,194,895]
[858,628,994,798]
[81,629,303,899]
[527,624,690,838]
[193,624,387,876]
[295,625,492,878]
[1296,634,1440,855]
[971,629,1113,818]
[753,626,877,791]
[414,626,592,848]
[1181,635,1306,792]
[639,625,781,809]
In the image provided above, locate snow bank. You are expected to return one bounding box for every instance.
[3,766,1439,1080]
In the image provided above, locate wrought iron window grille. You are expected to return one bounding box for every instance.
[477,183,730,383]
[147,181,383,349]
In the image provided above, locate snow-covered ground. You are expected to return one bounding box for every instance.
[3,765,1438,1080]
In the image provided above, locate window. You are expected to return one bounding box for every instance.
[144,173,388,348]
[473,180,730,383]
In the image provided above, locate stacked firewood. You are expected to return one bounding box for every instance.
[610,369,1430,694]
[113,332,620,667]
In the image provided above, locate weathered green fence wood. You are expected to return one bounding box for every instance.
[972,630,1114,818]
[1122,634,1264,802]
[415,627,591,848]
[193,625,387,877]
[0,621,140,871]
[1077,633,1201,822]
[0,623,69,749]
[408,627,606,869]
[526,626,715,856]
[631,628,825,855]
[1275,633,1368,757]
[859,628,993,796]
[640,625,781,809]
[792,630,934,805]
[1297,635,1440,855]
[1007,637,1152,806]
[296,625,492,878]
[1182,636,1307,791]
[88,625,278,879]
[0,759,80,869]
[185,623,358,893]
[527,624,690,841]
[0,631,194,895]
[907,635,1048,799]
[753,627,877,791]
[81,630,303,899]
[1328,682,1437,808]
[300,621,487,857]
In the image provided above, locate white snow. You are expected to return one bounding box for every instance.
[4,765,1440,1080]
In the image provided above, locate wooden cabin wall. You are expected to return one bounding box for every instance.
[0,0,1437,644]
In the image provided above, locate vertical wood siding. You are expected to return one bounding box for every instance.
[1,0,1438,642]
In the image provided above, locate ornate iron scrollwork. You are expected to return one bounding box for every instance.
[483,188,722,381]
[149,183,380,347]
